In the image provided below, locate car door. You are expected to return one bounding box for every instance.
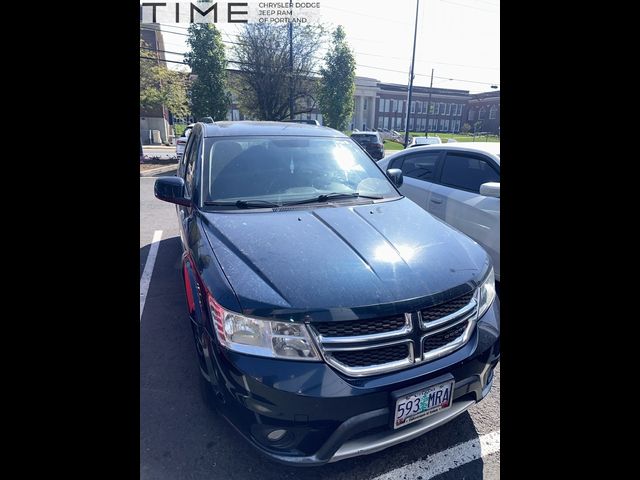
[428,151,500,276]
[389,150,444,208]
[178,128,202,251]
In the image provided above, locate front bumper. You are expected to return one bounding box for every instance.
[204,298,500,466]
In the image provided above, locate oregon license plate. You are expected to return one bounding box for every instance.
[393,380,454,429]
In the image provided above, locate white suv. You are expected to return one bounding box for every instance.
[378,142,500,281]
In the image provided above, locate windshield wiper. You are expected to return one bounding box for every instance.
[204,199,282,209]
[283,192,384,206]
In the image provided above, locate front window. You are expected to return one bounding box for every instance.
[203,136,398,208]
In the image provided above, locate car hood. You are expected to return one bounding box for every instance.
[200,198,489,318]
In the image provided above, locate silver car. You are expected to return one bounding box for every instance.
[176,124,194,160]
[378,142,500,281]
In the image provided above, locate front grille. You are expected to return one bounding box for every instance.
[313,316,406,337]
[423,321,468,352]
[312,288,478,377]
[421,291,474,323]
[332,343,409,367]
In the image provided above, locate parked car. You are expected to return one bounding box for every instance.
[176,124,194,160]
[408,136,442,148]
[350,131,385,160]
[282,119,320,126]
[154,121,499,466]
[378,142,500,281]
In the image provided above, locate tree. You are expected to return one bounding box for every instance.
[461,123,472,134]
[140,40,189,118]
[317,26,355,131]
[232,23,326,121]
[185,24,230,121]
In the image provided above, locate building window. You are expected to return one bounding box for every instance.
[411,101,415,114]
[468,109,476,121]
[385,99,390,112]
[428,118,436,130]
[379,99,384,112]
[416,101,422,114]
[364,99,368,111]
[434,103,439,115]
[390,100,395,113]
[489,105,497,119]
[428,103,435,115]
[409,118,414,130]
[478,107,486,120]
[439,119,446,131]
[439,103,445,115]
[384,116,389,129]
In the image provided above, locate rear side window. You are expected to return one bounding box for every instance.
[440,153,499,193]
[352,134,378,144]
[397,151,441,181]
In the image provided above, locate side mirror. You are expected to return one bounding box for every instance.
[386,168,404,188]
[479,182,500,198]
[154,177,191,206]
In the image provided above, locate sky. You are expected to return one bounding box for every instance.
[144,0,499,94]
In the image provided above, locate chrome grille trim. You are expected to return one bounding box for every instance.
[322,339,414,377]
[309,291,479,377]
[418,298,477,331]
[420,317,477,363]
[311,313,413,345]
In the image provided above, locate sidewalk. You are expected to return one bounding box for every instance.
[143,145,176,150]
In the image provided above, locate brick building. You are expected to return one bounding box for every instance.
[466,91,500,135]
[140,26,171,144]
[350,77,499,135]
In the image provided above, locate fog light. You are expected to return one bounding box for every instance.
[267,429,287,442]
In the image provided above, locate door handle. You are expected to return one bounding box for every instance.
[430,198,443,204]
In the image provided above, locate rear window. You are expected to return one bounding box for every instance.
[351,134,378,143]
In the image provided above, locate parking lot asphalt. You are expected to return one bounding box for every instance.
[140,175,500,480]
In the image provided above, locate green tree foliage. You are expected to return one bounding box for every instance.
[232,23,326,120]
[185,24,230,121]
[461,123,472,134]
[140,40,189,118]
[317,26,356,131]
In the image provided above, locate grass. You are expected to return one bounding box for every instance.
[407,132,499,143]
[384,140,404,150]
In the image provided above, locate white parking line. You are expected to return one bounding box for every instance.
[371,430,500,480]
[140,230,163,322]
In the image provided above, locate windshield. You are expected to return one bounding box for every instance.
[203,136,398,207]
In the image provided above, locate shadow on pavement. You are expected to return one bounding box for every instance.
[140,237,487,480]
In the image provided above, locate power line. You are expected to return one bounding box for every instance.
[141,26,499,87]
[438,0,499,13]
[322,5,412,26]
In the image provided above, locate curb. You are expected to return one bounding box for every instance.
[140,165,178,177]
[143,145,175,150]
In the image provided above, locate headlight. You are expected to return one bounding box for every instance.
[476,267,496,318]
[208,294,320,361]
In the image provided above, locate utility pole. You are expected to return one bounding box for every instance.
[424,68,434,137]
[289,22,294,120]
[403,0,420,148]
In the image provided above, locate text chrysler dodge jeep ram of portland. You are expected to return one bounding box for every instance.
[154,121,500,466]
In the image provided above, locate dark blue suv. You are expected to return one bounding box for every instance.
[154,121,500,466]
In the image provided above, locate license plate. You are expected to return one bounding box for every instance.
[393,380,454,429]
